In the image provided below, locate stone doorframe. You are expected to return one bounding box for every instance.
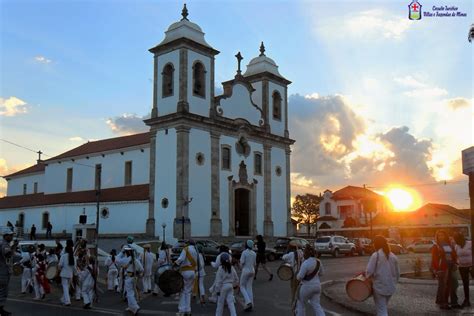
[228,175,257,237]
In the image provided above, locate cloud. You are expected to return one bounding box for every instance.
[69,137,85,142]
[446,97,472,110]
[34,55,52,64]
[0,159,30,198]
[393,76,448,99]
[106,113,149,135]
[0,96,28,116]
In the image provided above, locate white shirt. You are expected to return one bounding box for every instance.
[105,256,118,271]
[240,249,256,273]
[366,249,400,296]
[296,257,323,286]
[282,249,304,272]
[116,256,144,274]
[455,241,472,267]
[211,253,224,269]
[214,266,239,292]
[197,253,206,277]
[141,251,155,276]
[59,253,76,278]
[158,249,171,267]
[176,245,198,270]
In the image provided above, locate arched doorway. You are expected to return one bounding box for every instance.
[235,188,250,236]
[18,213,25,228]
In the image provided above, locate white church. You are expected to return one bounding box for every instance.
[0,6,295,242]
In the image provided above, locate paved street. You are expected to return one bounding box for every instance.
[3,251,434,315]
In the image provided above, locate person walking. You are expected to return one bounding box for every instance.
[46,222,52,239]
[366,235,400,316]
[194,245,206,305]
[282,243,303,308]
[175,240,198,316]
[209,245,230,303]
[0,226,20,316]
[58,242,76,306]
[215,253,239,316]
[116,246,144,315]
[105,249,118,291]
[254,235,273,281]
[79,256,96,309]
[20,245,35,294]
[240,240,257,311]
[295,245,325,316]
[153,242,171,296]
[454,232,472,307]
[29,225,36,241]
[140,244,155,294]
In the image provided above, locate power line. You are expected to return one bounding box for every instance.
[366,179,468,189]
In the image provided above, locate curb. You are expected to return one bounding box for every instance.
[321,280,375,316]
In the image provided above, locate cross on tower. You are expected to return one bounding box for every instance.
[235,52,243,75]
[181,3,189,21]
[37,150,43,162]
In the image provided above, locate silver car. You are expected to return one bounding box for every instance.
[314,235,356,257]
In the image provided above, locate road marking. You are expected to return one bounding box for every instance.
[7,298,121,315]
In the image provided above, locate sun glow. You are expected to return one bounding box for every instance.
[385,187,420,212]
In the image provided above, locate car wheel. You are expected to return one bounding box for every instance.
[333,249,339,257]
[267,253,276,262]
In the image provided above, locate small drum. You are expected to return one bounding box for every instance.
[45,262,58,280]
[277,263,294,281]
[12,263,23,276]
[158,269,184,295]
[346,273,373,302]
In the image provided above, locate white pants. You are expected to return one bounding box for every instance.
[178,270,195,313]
[198,275,205,297]
[240,270,254,306]
[125,277,140,313]
[296,284,325,316]
[21,268,32,293]
[33,275,44,299]
[82,285,94,305]
[216,283,236,316]
[373,292,391,316]
[75,278,82,300]
[107,269,118,291]
[61,277,71,305]
[142,275,152,293]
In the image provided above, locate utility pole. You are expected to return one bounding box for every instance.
[95,165,102,256]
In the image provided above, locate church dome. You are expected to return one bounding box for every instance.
[243,42,283,77]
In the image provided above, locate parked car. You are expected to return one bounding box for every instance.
[351,238,372,256]
[274,237,310,258]
[406,240,435,253]
[314,236,356,257]
[386,238,406,255]
[229,240,277,261]
[170,239,223,264]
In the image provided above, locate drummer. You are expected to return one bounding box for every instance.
[116,246,144,315]
[174,239,198,315]
[20,245,35,294]
[154,242,171,296]
[282,243,303,307]
[295,245,324,316]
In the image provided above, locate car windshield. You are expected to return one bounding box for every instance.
[316,237,330,243]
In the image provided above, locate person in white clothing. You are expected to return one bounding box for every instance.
[295,245,324,316]
[58,243,76,306]
[240,240,257,311]
[79,256,96,309]
[140,244,155,294]
[174,240,198,315]
[116,246,144,315]
[209,245,230,303]
[215,253,239,316]
[105,249,119,291]
[365,235,400,316]
[194,245,206,304]
[454,232,472,307]
[20,246,35,294]
[282,243,303,306]
[153,242,171,296]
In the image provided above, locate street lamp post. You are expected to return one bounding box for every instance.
[162,222,166,243]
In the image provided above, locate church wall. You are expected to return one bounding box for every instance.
[44,148,149,194]
[154,128,177,243]
[268,82,286,137]
[156,50,180,116]
[271,147,287,236]
[219,83,261,126]
[188,128,211,236]
[7,173,44,196]
[187,50,211,117]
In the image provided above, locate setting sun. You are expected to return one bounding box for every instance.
[386,188,417,212]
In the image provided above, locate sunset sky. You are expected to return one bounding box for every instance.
[1,0,472,210]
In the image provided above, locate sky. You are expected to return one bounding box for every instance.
[0,0,473,209]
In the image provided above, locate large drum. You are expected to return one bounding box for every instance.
[277,263,293,281]
[12,263,23,276]
[45,262,58,280]
[157,267,183,295]
[346,273,373,302]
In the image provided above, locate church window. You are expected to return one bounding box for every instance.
[124,161,132,186]
[162,63,174,97]
[254,152,262,175]
[193,61,206,98]
[95,164,102,190]
[196,152,205,166]
[42,212,49,229]
[272,91,282,120]
[66,168,73,192]
[325,202,331,215]
[23,184,27,195]
[221,146,231,170]
[275,165,282,176]
[34,182,38,194]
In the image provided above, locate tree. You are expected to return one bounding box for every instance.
[292,194,323,237]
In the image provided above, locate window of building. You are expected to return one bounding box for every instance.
[272,91,282,120]
[325,202,331,215]
[95,164,102,190]
[162,63,174,97]
[192,61,206,98]
[254,152,262,175]
[221,146,231,170]
[42,212,49,229]
[23,184,27,195]
[124,161,132,186]
[66,168,73,192]
[33,182,38,194]
[18,213,25,227]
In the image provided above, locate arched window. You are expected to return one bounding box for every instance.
[162,63,174,97]
[254,152,262,175]
[193,61,206,98]
[272,91,282,120]
[325,202,331,215]
[42,212,49,229]
[18,213,25,227]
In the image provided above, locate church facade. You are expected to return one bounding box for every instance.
[0,7,294,241]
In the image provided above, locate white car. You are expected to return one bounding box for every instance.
[314,235,356,257]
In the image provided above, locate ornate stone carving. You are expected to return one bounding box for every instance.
[238,161,248,185]
[235,136,251,157]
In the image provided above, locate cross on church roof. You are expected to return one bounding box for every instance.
[181,3,189,21]
[235,52,243,76]
[37,150,43,162]
[259,41,266,56]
